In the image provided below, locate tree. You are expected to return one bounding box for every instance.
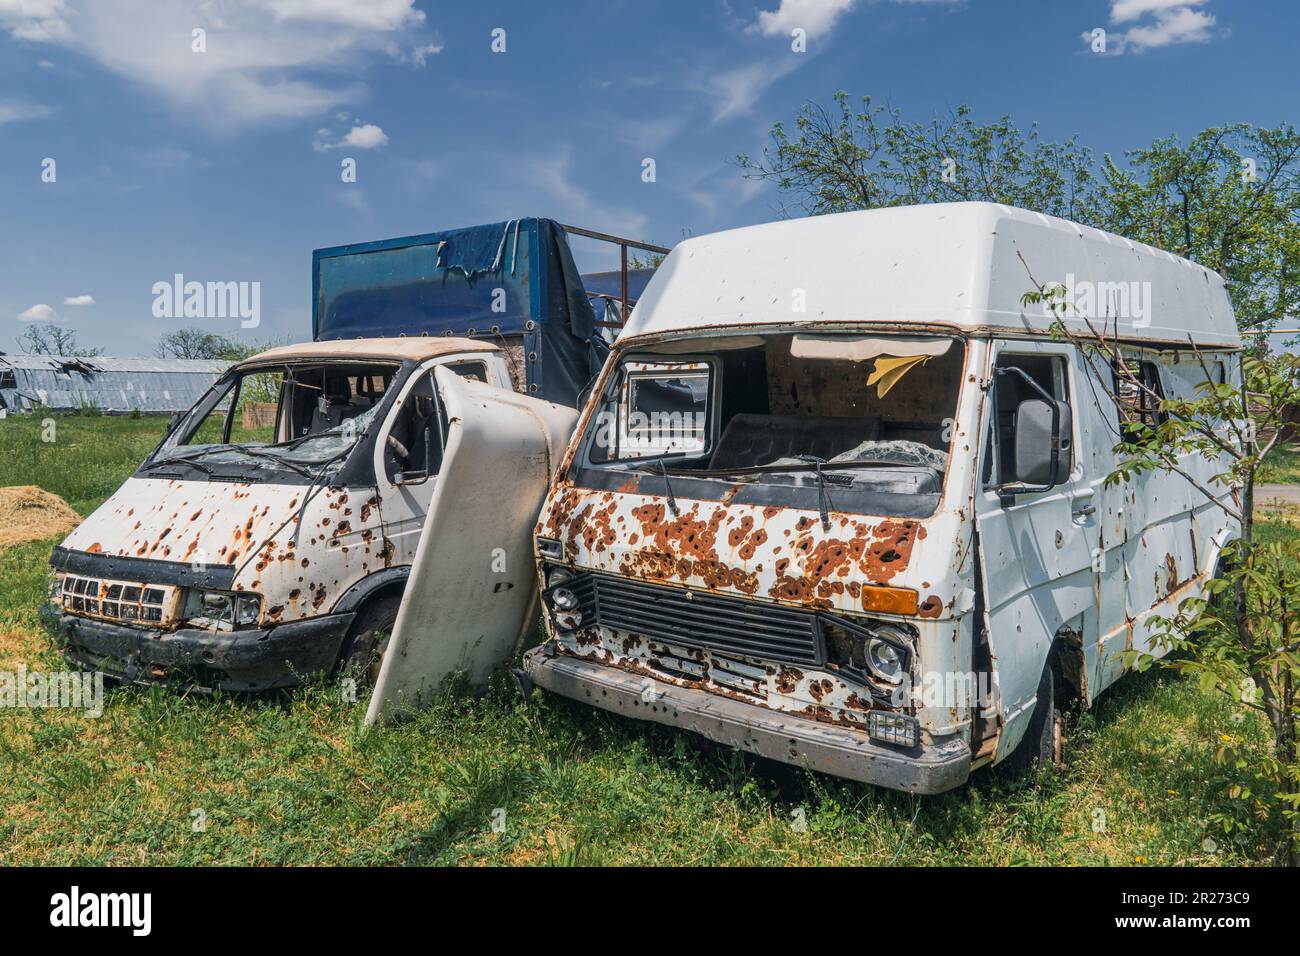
[156,328,241,360]
[736,93,1099,222]
[738,96,1300,334]
[1097,125,1300,334]
[1021,275,1300,864]
[17,324,104,357]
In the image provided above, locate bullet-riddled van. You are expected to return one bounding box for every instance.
[42,337,570,692]
[523,202,1242,793]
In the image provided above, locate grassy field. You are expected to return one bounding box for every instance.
[0,413,1283,865]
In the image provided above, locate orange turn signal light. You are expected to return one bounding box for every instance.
[860,585,919,616]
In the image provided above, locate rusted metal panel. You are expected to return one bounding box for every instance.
[365,367,577,724]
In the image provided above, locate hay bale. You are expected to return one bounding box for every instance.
[0,485,81,550]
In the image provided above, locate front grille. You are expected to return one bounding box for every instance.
[568,572,824,667]
[60,574,173,626]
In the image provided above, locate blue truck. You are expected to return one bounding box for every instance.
[313,218,666,406]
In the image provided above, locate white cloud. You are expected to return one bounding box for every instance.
[0,97,51,123]
[523,147,648,237]
[63,294,94,306]
[698,58,802,123]
[754,0,857,39]
[313,122,388,151]
[1109,0,1207,23]
[17,303,58,322]
[1089,1,1217,54]
[1120,6,1215,49]
[0,1,438,126]
[257,0,423,30]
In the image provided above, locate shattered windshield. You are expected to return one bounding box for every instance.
[576,332,966,516]
[147,361,399,478]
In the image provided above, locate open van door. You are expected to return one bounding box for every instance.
[364,366,577,726]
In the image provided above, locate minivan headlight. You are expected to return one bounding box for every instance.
[190,590,261,629]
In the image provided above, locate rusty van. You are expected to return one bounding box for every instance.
[42,337,574,693]
[522,202,1243,793]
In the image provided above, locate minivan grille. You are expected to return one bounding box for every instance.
[60,574,173,626]
[565,572,824,667]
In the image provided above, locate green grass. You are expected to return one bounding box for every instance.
[0,414,1283,865]
[1260,443,1300,485]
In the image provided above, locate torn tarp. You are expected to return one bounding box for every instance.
[312,218,606,406]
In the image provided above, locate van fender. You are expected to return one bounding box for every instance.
[331,566,411,616]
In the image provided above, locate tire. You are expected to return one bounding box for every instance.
[1005,659,1063,773]
[336,595,401,687]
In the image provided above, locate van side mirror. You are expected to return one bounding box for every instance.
[1012,398,1072,489]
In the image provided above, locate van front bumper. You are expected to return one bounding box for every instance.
[39,603,355,692]
[522,644,971,794]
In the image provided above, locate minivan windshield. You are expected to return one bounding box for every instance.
[144,361,400,480]
[573,331,966,518]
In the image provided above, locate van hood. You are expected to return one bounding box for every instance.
[539,485,968,620]
[60,477,311,571]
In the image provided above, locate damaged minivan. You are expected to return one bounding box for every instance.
[42,337,566,692]
[523,202,1242,793]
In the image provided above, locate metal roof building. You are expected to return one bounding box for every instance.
[0,354,231,415]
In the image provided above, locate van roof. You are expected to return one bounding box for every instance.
[239,336,501,366]
[622,202,1242,349]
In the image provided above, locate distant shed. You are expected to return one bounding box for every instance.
[0,354,230,415]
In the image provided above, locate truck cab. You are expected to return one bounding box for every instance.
[43,337,515,691]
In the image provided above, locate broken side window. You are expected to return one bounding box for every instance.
[1112,358,1166,444]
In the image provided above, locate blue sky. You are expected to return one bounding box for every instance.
[0,0,1293,356]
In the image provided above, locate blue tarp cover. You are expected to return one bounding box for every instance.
[313,219,603,406]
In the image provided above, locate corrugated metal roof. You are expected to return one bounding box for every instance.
[0,354,230,373]
[0,353,231,414]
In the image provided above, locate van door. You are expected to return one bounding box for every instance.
[974,342,1110,758]
[373,357,493,566]
[365,367,577,725]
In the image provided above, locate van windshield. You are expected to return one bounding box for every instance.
[573,332,966,518]
[144,361,400,480]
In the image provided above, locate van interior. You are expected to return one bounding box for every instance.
[584,332,965,503]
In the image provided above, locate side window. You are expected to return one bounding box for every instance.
[384,373,444,483]
[984,353,1073,487]
[1112,359,1165,444]
[616,361,711,460]
[444,360,488,383]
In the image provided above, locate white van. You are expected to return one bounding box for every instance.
[43,337,572,693]
[522,202,1242,793]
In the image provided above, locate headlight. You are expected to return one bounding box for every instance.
[550,587,579,611]
[191,590,261,629]
[865,636,906,684]
[48,573,64,602]
[542,566,583,632]
[823,616,913,686]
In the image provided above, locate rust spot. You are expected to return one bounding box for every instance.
[918,595,943,619]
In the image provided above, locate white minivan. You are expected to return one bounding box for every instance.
[43,337,574,694]
[523,202,1242,792]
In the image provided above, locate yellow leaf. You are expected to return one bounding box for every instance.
[867,355,930,398]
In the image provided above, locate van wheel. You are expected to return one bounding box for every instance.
[1005,660,1063,773]
[337,595,401,687]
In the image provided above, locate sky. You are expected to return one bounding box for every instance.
[0,0,1295,357]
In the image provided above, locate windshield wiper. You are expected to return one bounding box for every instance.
[222,445,318,478]
[794,455,833,532]
[636,460,680,517]
[146,454,215,475]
